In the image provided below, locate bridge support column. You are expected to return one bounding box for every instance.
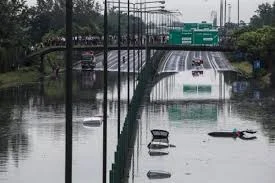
[146,48,151,74]
[40,55,44,75]
[146,48,151,63]
[271,65,275,87]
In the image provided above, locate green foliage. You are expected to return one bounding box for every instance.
[231,61,253,78]
[0,0,31,46]
[0,67,40,88]
[250,1,275,28]
[235,26,275,61]
[28,0,130,41]
[230,1,275,63]
[254,68,268,78]
[0,0,146,74]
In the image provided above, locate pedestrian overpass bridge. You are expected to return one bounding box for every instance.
[24,44,235,61]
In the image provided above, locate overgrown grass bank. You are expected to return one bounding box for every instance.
[231,61,271,86]
[0,67,40,88]
[231,61,253,78]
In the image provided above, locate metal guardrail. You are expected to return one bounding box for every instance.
[109,50,166,183]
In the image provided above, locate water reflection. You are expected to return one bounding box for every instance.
[150,70,231,101]
[168,103,218,122]
[128,71,275,183]
[232,81,249,94]
[1,69,275,183]
[0,88,31,173]
[0,71,134,183]
[230,86,275,144]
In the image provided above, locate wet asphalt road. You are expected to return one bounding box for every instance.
[159,51,235,72]
[74,50,147,72]
[74,50,234,73]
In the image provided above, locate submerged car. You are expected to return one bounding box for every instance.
[192,70,203,77]
[80,51,96,71]
[147,138,169,149]
[151,129,169,139]
[147,170,171,179]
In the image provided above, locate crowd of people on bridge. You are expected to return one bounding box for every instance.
[28,34,169,53]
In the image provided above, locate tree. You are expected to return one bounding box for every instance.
[236,26,275,71]
[250,2,275,28]
[0,0,30,46]
[0,0,31,72]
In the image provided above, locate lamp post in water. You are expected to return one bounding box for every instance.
[65,0,73,182]
[108,0,166,137]
[103,0,108,182]
[237,0,239,26]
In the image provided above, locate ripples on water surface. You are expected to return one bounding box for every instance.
[128,71,275,183]
[0,71,275,183]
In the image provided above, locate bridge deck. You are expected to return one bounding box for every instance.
[25,44,235,60]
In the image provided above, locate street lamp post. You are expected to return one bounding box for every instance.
[108,0,165,108]
[220,0,223,27]
[127,0,130,108]
[137,6,140,75]
[133,3,136,90]
[237,0,239,26]
[140,2,143,75]
[228,3,231,23]
[65,0,73,183]
[103,0,108,182]
[117,0,121,140]
[224,0,227,25]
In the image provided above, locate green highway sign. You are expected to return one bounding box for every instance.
[168,22,219,46]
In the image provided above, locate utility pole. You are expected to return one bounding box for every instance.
[228,3,231,23]
[220,0,223,27]
[117,0,121,140]
[224,0,227,25]
[103,0,108,183]
[65,0,72,183]
[237,0,240,26]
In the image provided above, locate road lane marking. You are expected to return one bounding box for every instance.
[175,56,180,72]
[206,52,215,70]
[184,51,189,71]
[210,52,220,70]
[162,51,174,72]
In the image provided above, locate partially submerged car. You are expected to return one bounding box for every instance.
[147,138,169,149]
[151,129,169,139]
[80,51,96,71]
[147,170,171,179]
[192,70,203,77]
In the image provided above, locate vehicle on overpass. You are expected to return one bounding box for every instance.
[80,51,96,71]
[192,57,203,67]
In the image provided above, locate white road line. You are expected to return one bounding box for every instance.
[206,52,215,70]
[210,52,220,70]
[184,51,189,71]
[162,51,174,72]
[175,56,180,72]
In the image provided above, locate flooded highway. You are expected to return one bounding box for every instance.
[127,51,275,183]
[127,70,275,183]
[0,51,275,183]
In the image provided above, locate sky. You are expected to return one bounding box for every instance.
[26,0,274,23]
